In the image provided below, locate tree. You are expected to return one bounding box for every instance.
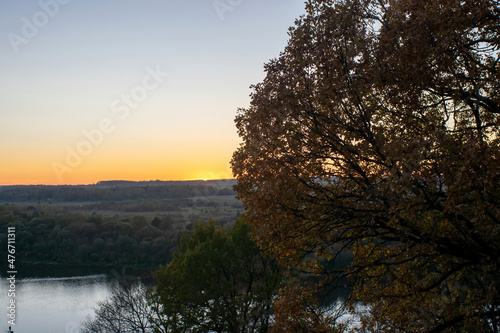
[80,282,162,333]
[232,0,500,331]
[153,219,282,332]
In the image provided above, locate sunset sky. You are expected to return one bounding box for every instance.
[0,0,306,185]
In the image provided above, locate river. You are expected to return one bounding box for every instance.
[0,267,357,332]
[1,272,115,333]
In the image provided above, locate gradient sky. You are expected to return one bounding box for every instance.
[0,0,306,185]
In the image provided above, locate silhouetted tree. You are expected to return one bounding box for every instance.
[80,282,161,333]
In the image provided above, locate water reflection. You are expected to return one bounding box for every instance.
[0,274,114,333]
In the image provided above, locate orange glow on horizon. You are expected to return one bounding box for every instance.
[0,152,235,186]
[0,169,234,186]
[1,130,238,186]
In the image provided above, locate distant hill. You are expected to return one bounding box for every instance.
[0,179,237,203]
[95,179,236,187]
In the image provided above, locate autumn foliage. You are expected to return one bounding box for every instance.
[232,0,500,331]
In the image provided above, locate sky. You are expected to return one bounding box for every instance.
[0,0,306,185]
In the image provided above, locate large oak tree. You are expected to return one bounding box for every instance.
[232,0,500,331]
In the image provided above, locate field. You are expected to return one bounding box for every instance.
[0,179,243,231]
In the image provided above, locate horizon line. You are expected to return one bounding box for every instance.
[0,178,237,187]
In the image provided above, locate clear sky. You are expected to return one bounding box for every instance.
[0,0,306,185]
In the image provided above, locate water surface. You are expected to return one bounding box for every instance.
[1,274,113,333]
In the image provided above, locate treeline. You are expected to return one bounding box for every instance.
[0,180,236,203]
[0,204,181,270]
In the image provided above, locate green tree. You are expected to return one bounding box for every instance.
[232,0,500,331]
[153,219,282,333]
